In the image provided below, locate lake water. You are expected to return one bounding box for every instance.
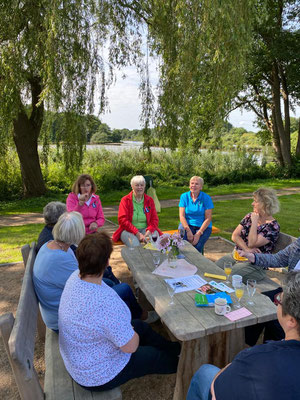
[87,141,265,164]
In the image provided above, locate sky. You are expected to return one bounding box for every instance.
[100,65,299,133]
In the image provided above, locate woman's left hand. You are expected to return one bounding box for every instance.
[192,232,202,246]
[251,212,259,224]
[89,222,98,231]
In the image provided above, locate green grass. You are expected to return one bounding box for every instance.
[0,224,43,264]
[1,178,299,215]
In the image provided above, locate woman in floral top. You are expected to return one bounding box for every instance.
[216,188,280,283]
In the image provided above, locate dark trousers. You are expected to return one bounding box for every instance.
[80,319,180,391]
[184,225,212,253]
[245,287,284,346]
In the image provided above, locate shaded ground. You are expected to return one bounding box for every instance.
[0,237,238,400]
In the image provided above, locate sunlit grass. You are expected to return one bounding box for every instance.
[0,224,43,264]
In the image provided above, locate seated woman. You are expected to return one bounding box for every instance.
[179,176,214,253]
[215,187,280,283]
[186,271,300,400]
[58,232,180,391]
[36,201,67,253]
[33,211,85,331]
[66,174,105,234]
[112,175,162,247]
[34,212,156,330]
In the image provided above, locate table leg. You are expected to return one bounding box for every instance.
[173,328,245,400]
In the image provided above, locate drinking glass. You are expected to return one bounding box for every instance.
[151,231,159,245]
[167,284,176,305]
[224,262,232,284]
[178,226,185,239]
[153,253,160,269]
[247,279,256,305]
[235,283,244,309]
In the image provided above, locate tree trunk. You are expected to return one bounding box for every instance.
[12,78,46,197]
[296,119,300,157]
[271,109,284,167]
[271,63,292,167]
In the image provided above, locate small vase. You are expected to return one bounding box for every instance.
[168,248,177,268]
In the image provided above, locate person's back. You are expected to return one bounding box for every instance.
[33,242,78,330]
[214,340,300,400]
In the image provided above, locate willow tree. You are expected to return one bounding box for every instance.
[1,0,259,196]
[233,0,300,167]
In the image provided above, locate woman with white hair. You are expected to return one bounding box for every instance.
[216,187,280,282]
[112,175,162,247]
[179,176,214,253]
[33,211,86,331]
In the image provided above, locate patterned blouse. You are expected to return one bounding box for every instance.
[235,213,280,253]
[58,271,134,387]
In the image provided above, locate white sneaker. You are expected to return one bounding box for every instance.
[144,310,160,324]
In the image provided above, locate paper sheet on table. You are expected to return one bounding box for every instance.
[153,259,198,278]
[225,307,252,321]
[144,242,158,251]
[165,275,207,293]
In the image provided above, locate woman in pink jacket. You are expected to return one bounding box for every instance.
[67,174,105,235]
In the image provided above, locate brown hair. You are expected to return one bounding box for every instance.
[72,174,97,195]
[77,232,113,278]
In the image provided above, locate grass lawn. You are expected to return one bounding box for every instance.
[0,224,43,264]
[1,178,299,215]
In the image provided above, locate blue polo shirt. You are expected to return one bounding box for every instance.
[179,191,214,228]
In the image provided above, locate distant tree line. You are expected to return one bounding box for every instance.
[41,111,300,153]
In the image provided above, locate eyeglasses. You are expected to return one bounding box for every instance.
[274,292,282,306]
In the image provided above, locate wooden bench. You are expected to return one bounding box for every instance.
[0,242,122,400]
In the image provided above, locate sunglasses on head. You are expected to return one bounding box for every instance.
[274,292,282,306]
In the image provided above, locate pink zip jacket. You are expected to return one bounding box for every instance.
[66,192,105,234]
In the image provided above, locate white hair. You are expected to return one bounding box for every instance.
[53,212,85,245]
[130,175,146,187]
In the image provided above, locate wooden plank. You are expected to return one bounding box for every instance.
[8,243,39,381]
[21,244,31,266]
[0,313,44,400]
[45,328,75,400]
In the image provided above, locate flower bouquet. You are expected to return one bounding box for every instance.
[157,233,185,268]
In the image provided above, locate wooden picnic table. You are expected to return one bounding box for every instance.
[121,242,277,400]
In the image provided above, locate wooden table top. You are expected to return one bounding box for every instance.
[121,242,277,341]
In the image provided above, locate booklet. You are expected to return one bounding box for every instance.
[196,283,221,295]
[195,292,232,307]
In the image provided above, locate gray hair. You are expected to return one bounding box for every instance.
[253,187,280,215]
[53,212,85,245]
[130,175,146,187]
[282,272,300,334]
[43,202,67,226]
[190,176,204,186]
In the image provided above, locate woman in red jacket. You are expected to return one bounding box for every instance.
[67,174,105,235]
[113,176,162,247]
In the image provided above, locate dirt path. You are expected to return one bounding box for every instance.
[1,186,299,226]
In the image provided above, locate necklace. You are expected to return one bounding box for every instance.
[54,240,67,252]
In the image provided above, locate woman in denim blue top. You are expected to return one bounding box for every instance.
[179,176,214,253]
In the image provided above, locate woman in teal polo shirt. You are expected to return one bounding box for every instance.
[179,176,214,253]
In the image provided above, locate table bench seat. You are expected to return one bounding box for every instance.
[0,243,122,400]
